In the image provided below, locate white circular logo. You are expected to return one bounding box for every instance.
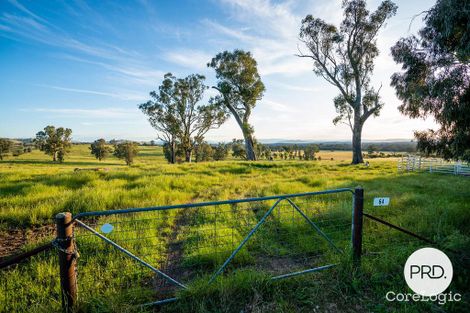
[404,247,453,296]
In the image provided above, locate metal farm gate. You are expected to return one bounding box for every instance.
[51,187,362,310]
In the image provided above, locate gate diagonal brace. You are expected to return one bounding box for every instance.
[209,197,341,283]
[75,219,187,289]
[208,198,284,283]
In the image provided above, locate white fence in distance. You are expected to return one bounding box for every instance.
[398,155,470,176]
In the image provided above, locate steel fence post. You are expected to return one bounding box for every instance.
[352,187,364,267]
[56,212,78,312]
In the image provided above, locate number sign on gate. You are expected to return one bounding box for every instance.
[373,197,390,206]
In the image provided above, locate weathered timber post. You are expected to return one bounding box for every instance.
[352,187,364,267]
[56,212,77,312]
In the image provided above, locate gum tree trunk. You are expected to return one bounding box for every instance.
[352,120,363,164]
[243,131,257,161]
[171,141,176,164]
[225,101,257,161]
[185,149,192,163]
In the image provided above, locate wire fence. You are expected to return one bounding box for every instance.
[73,189,355,307]
[398,155,470,176]
[361,199,470,310]
[2,187,467,311]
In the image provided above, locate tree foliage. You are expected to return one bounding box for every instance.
[35,126,72,162]
[298,0,397,164]
[10,141,27,157]
[304,144,320,160]
[231,139,247,160]
[194,141,214,162]
[208,50,265,161]
[0,138,13,160]
[367,144,378,155]
[90,139,113,161]
[255,143,272,160]
[140,73,227,163]
[391,0,470,161]
[213,143,229,161]
[113,141,139,166]
[163,142,177,163]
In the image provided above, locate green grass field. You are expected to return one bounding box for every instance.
[0,145,469,312]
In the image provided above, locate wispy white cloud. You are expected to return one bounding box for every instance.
[163,49,213,70]
[1,0,439,141]
[201,19,254,41]
[80,120,142,126]
[0,12,131,61]
[55,54,165,86]
[0,24,12,31]
[1,13,48,32]
[261,99,298,113]
[304,0,343,25]
[271,82,320,92]
[219,0,298,39]
[201,1,312,76]
[21,107,140,119]
[0,0,155,89]
[64,0,118,34]
[7,0,51,26]
[36,84,147,101]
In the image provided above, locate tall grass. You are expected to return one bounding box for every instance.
[0,145,469,312]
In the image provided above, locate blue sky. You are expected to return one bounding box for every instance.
[0,0,436,142]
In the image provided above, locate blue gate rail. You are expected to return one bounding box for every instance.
[72,188,354,220]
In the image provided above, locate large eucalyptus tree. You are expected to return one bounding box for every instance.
[298,0,397,164]
[391,0,470,161]
[35,125,72,162]
[140,73,227,163]
[208,50,265,161]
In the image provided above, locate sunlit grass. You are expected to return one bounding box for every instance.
[0,145,469,312]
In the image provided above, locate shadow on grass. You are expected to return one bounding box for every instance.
[0,159,120,167]
[138,151,164,157]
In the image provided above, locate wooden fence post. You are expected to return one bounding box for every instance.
[56,212,77,312]
[352,187,364,267]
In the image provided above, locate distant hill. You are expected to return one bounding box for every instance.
[8,137,416,153]
[264,140,416,153]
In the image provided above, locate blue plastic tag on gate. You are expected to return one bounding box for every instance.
[100,223,114,234]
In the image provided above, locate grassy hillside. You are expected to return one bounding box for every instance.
[0,145,469,312]
[0,145,362,228]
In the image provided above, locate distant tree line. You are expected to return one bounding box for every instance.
[156,140,413,162]
[1,127,417,166]
[265,142,416,153]
[259,143,319,161]
[0,138,33,160]
[230,141,320,161]
[28,126,141,166]
[89,139,139,165]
